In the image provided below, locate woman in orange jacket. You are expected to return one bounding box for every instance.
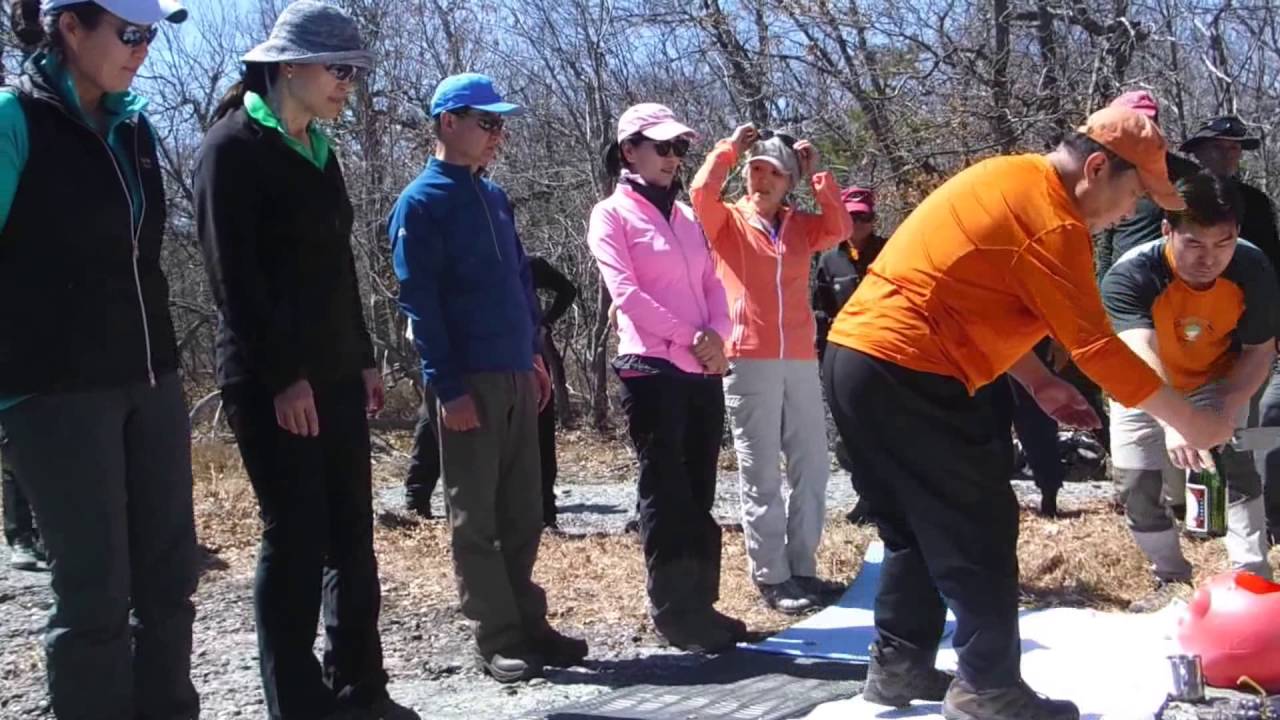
[691,124,853,613]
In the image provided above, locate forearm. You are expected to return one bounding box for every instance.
[1220,344,1276,417]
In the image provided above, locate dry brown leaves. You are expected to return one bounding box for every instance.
[191,438,1280,639]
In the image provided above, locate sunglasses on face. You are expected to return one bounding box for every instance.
[851,212,874,223]
[452,109,505,134]
[117,23,158,48]
[650,137,691,158]
[325,64,360,82]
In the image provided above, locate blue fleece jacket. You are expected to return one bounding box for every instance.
[390,158,541,403]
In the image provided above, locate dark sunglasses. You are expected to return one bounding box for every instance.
[850,212,874,223]
[650,137,691,158]
[451,109,505,134]
[756,128,797,148]
[117,24,158,48]
[325,64,361,82]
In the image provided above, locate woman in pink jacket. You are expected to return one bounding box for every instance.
[691,124,853,614]
[587,103,745,653]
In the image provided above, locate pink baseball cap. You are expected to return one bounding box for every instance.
[616,103,697,143]
[842,186,875,214]
[1109,90,1159,123]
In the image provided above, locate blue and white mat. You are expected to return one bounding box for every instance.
[745,543,1182,720]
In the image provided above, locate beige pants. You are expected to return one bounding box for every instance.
[724,359,830,585]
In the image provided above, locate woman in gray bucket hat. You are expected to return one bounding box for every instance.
[195,3,415,720]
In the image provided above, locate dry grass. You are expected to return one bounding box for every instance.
[191,437,1280,637]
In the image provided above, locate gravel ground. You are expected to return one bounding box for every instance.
[0,463,1119,720]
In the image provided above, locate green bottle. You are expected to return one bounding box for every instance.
[1185,451,1227,538]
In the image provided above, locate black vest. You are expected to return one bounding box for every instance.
[0,66,178,395]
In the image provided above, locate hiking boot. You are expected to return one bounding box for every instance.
[1039,491,1059,519]
[758,578,816,615]
[8,538,43,571]
[845,498,872,525]
[473,647,543,683]
[1128,579,1193,613]
[705,608,749,642]
[943,679,1080,720]
[655,614,734,653]
[863,643,953,707]
[793,575,847,605]
[531,627,588,667]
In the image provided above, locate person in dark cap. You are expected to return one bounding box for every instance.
[1184,116,1280,546]
[196,2,418,718]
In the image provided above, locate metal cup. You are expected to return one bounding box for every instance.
[1168,654,1206,703]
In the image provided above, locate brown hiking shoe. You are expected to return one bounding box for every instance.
[1128,579,1193,613]
[943,679,1079,720]
[863,643,953,707]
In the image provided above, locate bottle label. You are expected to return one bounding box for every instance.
[1186,483,1209,533]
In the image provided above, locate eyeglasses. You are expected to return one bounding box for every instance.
[756,128,797,148]
[117,24,158,48]
[451,109,505,134]
[325,64,361,82]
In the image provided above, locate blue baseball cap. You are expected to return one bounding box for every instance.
[430,73,522,118]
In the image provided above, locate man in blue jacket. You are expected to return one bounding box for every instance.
[389,73,587,683]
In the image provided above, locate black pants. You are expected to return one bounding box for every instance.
[407,388,560,526]
[1,429,38,546]
[0,375,199,720]
[618,372,724,624]
[1257,362,1280,534]
[404,394,440,509]
[824,347,1021,690]
[538,391,559,524]
[993,377,1064,495]
[222,377,388,720]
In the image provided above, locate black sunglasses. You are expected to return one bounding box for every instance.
[756,128,797,148]
[651,137,691,158]
[117,24,158,48]
[325,64,361,82]
[448,109,506,134]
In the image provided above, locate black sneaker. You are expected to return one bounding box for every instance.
[8,538,43,571]
[793,576,846,605]
[943,678,1079,720]
[531,627,588,667]
[473,647,543,683]
[654,614,734,653]
[405,497,434,520]
[1039,491,1059,519]
[1128,579,1193,613]
[705,608,749,642]
[863,643,953,707]
[758,578,816,615]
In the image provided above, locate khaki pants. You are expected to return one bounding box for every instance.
[441,372,549,656]
[725,359,830,585]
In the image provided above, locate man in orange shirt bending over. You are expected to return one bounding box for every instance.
[823,107,1234,720]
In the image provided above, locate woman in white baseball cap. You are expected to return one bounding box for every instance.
[0,1,196,719]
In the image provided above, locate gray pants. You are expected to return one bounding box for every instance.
[1111,385,1270,581]
[0,374,199,720]
[724,359,830,585]
[440,372,549,657]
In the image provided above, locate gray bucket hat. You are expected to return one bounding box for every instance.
[243,0,373,69]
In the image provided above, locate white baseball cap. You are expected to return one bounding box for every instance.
[42,0,188,25]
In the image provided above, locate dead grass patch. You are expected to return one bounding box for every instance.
[191,438,1280,637]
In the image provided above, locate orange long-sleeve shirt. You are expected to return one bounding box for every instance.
[827,154,1162,408]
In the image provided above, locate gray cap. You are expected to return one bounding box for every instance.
[243,0,373,69]
[746,136,799,180]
